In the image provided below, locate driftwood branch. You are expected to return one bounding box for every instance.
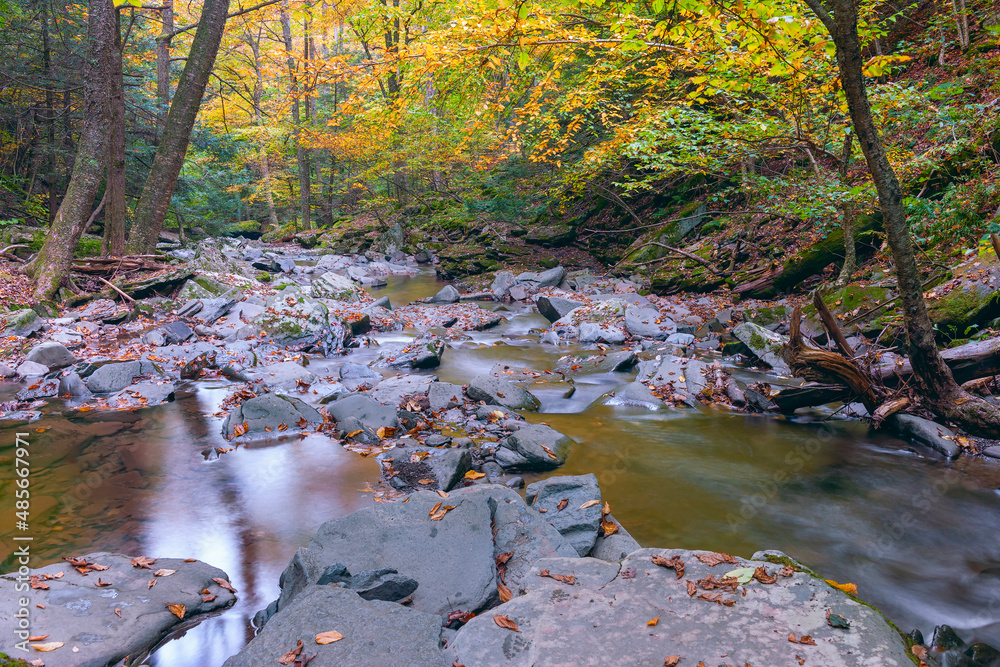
[98,277,135,302]
[813,291,855,358]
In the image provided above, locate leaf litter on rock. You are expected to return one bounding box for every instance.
[493,614,519,632]
[651,554,685,579]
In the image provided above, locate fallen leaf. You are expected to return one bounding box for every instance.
[579,499,600,510]
[753,566,777,584]
[602,501,611,516]
[800,635,817,645]
[315,630,343,645]
[647,617,659,626]
[153,569,176,577]
[827,611,850,629]
[824,579,858,595]
[278,639,304,665]
[651,554,685,579]
[696,552,737,567]
[722,567,756,584]
[212,577,236,592]
[29,576,49,590]
[437,490,449,498]
[131,556,156,569]
[664,658,681,667]
[431,505,455,521]
[95,578,112,587]
[556,498,569,511]
[166,603,185,619]
[911,645,929,659]
[148,579,156,589]
[114,608,122,618]
[418,478,435,485]
[30,642,64,652]
[89,563,109,571]
[697,592,735,606]
[202,593,217,602]
[601,519,618,536]
[346,429,362,437]
[686,580,697,597]
[496,552,513,565]
[429,501,443,516]
[493,614,519,632]
[448,609,476,625]
[538,569,576,584]
[27,635,49,641]
[464,470,486,480]
[498,583,512,602]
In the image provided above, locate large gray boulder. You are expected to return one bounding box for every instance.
[366,374,435,405]
[495,424,572,471]
[244,361,318,392]
[86,360,159,393]
[0,553,236,667]
[226,587,448,667]
[259,487,499,623]
[624,305,677,340]
[536,295,584,323]
[328,394,399,434]
[467,375,540,411]
[377,337,445,370]
[257,287,348,354]
[638,356,709,408]
[525,474,603,556]
[108,380,176,408]
[312,271,364,302]
[25,341,77,370]
[380,445,472,492]
[430,284,460,304]
[450,549,913,666]
[428,381,464,411]
[1,308,42,337]
[536,266,567,287]
[222,393,323,439]
[733,322,790,371]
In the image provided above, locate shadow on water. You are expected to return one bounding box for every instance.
[2,272,1000,664]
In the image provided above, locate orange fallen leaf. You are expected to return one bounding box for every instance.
[212,577,236,593]
[114,608,122,618]
[148,579,156,589]
[556,498,569,511]
[166,603,185,619]
[429,501,443,516]
[696,552,737,566]
[493,614,519,632]
[498,582,512,602]
[153,569,176,577]
[664,657,681,667]
[647,617,659,626]
[315,630,344,644]
[278,639,304,664]
[131,556,156,569]
[824,579,858,595]
[436,490,449,498]
[579,499,600,510]
[95,578,112,587]
[27,635,49,641]
[651,554,685,579]
[601,519,619,536]
[30,642,64,652]
[464,470,486,480]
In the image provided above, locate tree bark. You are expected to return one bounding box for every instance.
[156,0,174,131]
[125,0,230,254]
[245,28,279,229]
[280,4,311,230]
[805,0,1000,436]
[28,0,116,301]
[41,0,58,225]
[835,131,855,285]
[103,7,127,257]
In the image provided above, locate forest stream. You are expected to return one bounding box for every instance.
[3,269,1000,666]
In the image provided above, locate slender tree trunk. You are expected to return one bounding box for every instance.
[280,4,311,230]
[28,0,115,300]
[156,0,174,131]
[41,0,58,225]
[806,0,1000,435]
[836,131,856,285]
[952,0,969,50]
[245,29,279,228]
[125,0,230,254]
[103,8,126,256]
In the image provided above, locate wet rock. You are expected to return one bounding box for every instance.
[579,321,627,344]
[179,297,237,324]
[0,363,13,377]
[525,474,603,556]
[639,356,709,407]
[886,414,962,459]
[491,271,516,298]
[245,361,318,392]
[603,381,663,410]
[733,322,790,371]
[367,374,435,405]
[377,337,445,370]
[328,394,399,433]
[536,295,584,322]
[541,330,560,346]
[381,445,472,491]
[312,271,365,302]
[277,257,297,273]
[25,341,77,370]
[15,360,48,378]
[449,548,912,666]
[260,487,499,622]
[81,298,129,324]
[15,376,60,400]
[158,320,194,344]
[490,487,579,595]
[0,553,236,667]
[222,393,323,439]
[624,305,677,340]
[86,360,158,393]
[467,375,541,411]
[0,410,41,425]
[495,424,571,471]
[666,332,696,346]
[428,381,465,411]
[590,515,641,562]
[58,371,92,398]
[231,587,447,667]
[180,350,215,380]
[109,380,176,408]
[431,284,461,303]
[1,308,42,337]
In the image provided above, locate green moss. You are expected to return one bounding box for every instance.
[0,654,33,667]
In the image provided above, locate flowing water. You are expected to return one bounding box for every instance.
[2,269,1000,665]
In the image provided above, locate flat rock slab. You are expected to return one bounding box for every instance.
[366,374,436,406]
[0,553,236,667]
[525,474,602,557]
[25,341,77,370]
[496,424,572,471]
[222,393,323,439]
[225,587,448,667]
[264,487,499,621]
[381,445,472,492]
[85,360,159,394]
[467,375,540,411]
[733,322,791,372]
[244,361,318,391]
[450,548,912,666]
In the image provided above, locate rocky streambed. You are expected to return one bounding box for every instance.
[1,238,999,665]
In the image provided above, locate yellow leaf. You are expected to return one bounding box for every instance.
[579,499,600,510]
[465,470,486,479]
[825,579,858,595]
[315,630,344,644]
[647,617,659,626]
[166,603,185,619]
[31,642,65,652]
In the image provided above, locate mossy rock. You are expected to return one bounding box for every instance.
[525,222,576,247]
[0,654,33,667]
[801,283,898,332]
[926,251,1000,337]
[773,214,881,292]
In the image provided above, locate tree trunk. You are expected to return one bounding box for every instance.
[103,8,127,257]
[28,0,115,301]
[835,131,855,285]
[280,4,310,230]
[156,0,174,131]
[806,0,1000,436]
[125,0,230,254]
[245,29,279,229]
[41,0,58,225]
[952,0,969,50]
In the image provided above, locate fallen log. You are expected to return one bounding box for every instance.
[870,397,910,428]
[733,267,782,295]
